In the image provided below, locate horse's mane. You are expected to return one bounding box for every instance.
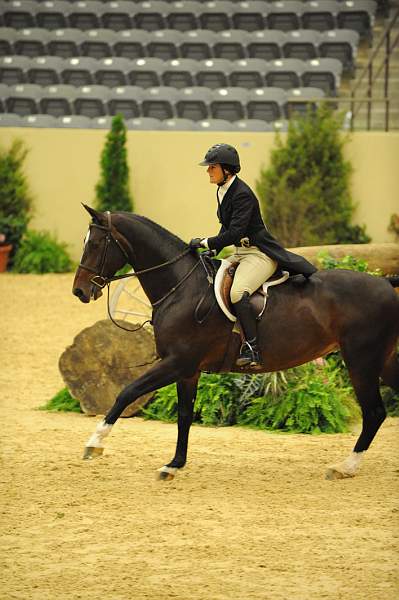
[118,212,188,252]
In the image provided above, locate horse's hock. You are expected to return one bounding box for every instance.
[59,320,157,417]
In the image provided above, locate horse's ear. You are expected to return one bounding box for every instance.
[82,204,104,224]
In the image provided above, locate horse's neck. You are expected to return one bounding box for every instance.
[117,215,196,305]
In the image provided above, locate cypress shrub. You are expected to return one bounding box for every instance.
[256,105,370,246]
[0,139,33,265]
[94,114,134,212]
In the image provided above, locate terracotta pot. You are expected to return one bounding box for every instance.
[0,244,12,272]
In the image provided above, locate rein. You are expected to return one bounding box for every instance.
[79,212,205,332]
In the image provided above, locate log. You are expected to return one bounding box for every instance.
[59,319,157,417]
[288,243,399,275]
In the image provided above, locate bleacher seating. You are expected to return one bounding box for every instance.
[0,0,380,130]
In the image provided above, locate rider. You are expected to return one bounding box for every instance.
[190,143,317,368]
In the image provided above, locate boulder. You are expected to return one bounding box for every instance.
[59,319,157,417]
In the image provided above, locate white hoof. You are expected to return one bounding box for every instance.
[157,466,178,481]
[325,452,364,480]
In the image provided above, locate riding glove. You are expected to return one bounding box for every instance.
[189,238,206,250]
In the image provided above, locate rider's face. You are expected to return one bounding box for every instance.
[207,163,227,185]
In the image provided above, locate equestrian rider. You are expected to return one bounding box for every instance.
[190,143,317,368]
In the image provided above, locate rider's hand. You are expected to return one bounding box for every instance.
[189,238,205,250]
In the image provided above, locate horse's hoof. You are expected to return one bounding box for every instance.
[157,466,177,481]
[83,446,104,460]
[325,466,355,480]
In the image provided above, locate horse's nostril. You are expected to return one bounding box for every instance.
[73,287,84,298]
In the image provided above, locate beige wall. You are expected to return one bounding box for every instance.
[0,128,398,260]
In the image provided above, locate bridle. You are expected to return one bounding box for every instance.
[78,211,199,313]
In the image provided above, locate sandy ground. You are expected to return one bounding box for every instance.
[1,273,398,600]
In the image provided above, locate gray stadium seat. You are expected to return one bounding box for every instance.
[266,58,304,90]
[266,1,304,32]
[285,86,325,117]
[199,2,234,32]
[47,28,86,58]
[301,1,339,32]
[107,85,144,119]
[15,27,51,57]
[319,29,359,77]
[180,29,217,60]
[213,30,250,60]
[337,0,377,46]
[0,112,24,127]
[39,84,77,116]
[162,117,198,130]
[3,83,42,116]
[165,2,201,32]
[125,117,164,130]
[67,2,103,31]
[100,2,134,32]
[231,2,267,32]
[283,29,320,61]
[22,113,59,127]
[301,57,342,96]
[94,57,131,87]
[1,1,37,30]
[127,57,164,88]
[161,58,198,89]
[81,29,118,59]
[141,86,179,120]
[175,86,212,120]
[132,2,169,31]
[73,84,110,117]
[56,115,93,128]
[61,56,98,86]
[229,58,268,89]
[196,118,235,131]
[90,115,113,129]
[246,87,286,122]
[0,55,30,85]
[195,58,232,89]
[210,87,248,121]
[0,28,18,56]
[27,56,66,86]
[234,119,275,132]
[114,29,150,59]
[147,30,184,60]
[247,30,285,61]
[35,2,70,31]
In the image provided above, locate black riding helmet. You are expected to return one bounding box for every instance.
[199,144,241,183]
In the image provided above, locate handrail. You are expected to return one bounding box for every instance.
[350,7,399,131]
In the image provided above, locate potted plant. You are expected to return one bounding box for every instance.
[0,233,12,272]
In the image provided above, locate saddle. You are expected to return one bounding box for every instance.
[214,259,289,322]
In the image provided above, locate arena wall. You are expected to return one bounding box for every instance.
[0,128,398,260]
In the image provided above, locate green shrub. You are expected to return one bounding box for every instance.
[256,105,370,246]
[0,139,34,265]
[95,114,134,213]
[39,388,82,413]
[317,251,382,276]
[12,230,73,273]
[238,361,357,434]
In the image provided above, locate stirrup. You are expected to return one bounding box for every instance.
[236,340,261,367]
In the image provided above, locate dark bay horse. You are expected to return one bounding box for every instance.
[73,206,399,480]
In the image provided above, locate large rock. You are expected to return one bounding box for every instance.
[288,243,399,275]
[59,320,157,417]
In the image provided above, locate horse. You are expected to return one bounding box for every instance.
[72,205,399,481]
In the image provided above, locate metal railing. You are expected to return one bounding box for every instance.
[350,7,399,131]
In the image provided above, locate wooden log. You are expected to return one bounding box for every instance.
[288,243,399,275]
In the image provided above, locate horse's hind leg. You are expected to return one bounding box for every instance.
[381,350,399,391]
[158,372,200,481]
[326,352,386,480]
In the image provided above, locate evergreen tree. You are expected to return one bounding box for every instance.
[256,105,370,247]
[0,139,33,263]
[95,115,134,212]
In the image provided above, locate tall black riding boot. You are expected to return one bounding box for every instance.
[233,292,261,367]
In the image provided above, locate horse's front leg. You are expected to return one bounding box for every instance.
[83,356,186,460]
[158,372,200,481]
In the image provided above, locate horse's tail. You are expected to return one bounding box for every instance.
[387,275,399,288]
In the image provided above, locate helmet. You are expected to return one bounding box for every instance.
[199,143,241,173]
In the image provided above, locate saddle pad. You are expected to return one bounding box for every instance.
[214,258,289,322]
